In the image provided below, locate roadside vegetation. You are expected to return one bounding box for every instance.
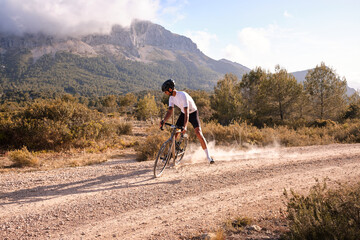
[198,180,360,240]
[1,62,360,167]
[283,179,360,240]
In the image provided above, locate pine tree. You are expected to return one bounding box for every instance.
[239,67,267,125]
[136,93,159,121]
[304,62,347,120]
[211,73,242,125]
[259,65,303,121]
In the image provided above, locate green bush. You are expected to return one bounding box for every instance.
[8,146,40,167]
[0,99,133,151]
[283,180,360,240]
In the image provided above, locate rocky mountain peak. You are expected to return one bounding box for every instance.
[0,20,200,56]
[129,20,200,52]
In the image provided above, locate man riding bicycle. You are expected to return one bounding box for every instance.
[159,79,214,164]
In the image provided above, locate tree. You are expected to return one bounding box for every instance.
[211,73,242,125]
[259,65,303,122]
[187,90,213,122]
[100,95,117,114]
[239,67,267,125]
[119,93,137,115]
[136,93,159,121]
[304,62,347,120]
[343,91,360,119]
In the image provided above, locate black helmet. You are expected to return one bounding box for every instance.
[161,79,175,92]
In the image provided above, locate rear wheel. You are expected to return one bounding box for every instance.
[154,140,172,177]
[174,135,188,166]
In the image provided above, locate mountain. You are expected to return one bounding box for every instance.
[291,70,356,96]
[0,20,250,98]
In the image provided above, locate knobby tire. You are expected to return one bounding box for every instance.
[174,136,188,166]
[154,140,172,177]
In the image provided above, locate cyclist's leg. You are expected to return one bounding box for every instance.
[190,111,213,163]
[175,112,185,139]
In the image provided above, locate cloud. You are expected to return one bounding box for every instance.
[156,0,189,28]
[223,44,247,64]
[238,27,271,54]
[283,10,293,18]
[219,24,360,89]
[221,24,317,71]
[185,30,217,54]
[0,0,161,36]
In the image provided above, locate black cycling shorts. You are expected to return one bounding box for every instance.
[176,111,200,129]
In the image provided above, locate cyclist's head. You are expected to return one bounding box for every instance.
[161,79,175,93]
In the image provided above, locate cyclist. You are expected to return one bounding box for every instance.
[160,79,214,164]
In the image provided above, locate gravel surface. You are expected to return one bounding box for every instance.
[1,143,360,239]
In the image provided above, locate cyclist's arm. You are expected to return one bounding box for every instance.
[160,106,174,126]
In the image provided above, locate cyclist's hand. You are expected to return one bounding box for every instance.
[160,119,165,128]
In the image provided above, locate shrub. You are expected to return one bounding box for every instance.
[283,180,360,240]
[135,125,168,161]
[116,121,133,135]
[196,121,265,147]
[197,121,360,148]
[0,98,133,151]
[308,119,336,128]
[8,146,40,167]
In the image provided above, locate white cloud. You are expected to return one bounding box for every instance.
[238,27,271,54]
[221,24,319,71]
[0,0,161,36]
[218,24,360,89]
[283,10,293,18]
[185,30,218,54]
[223,44,247,64]
[157,0,188,26]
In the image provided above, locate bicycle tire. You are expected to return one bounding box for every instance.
[174,135,188,166]
[154,140,172,177]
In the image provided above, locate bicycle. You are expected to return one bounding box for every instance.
[154,122,188,178]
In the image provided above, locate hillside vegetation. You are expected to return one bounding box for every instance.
[1,62,360,165]
[0,50,219,98]
[0,21,251,98]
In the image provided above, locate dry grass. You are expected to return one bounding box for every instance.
[0,148,122,172]
[187,120,360,148]
[7,147,40,167]
[0,120,146,171]
[134,124,168,161]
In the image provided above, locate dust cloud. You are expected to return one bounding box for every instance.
[182,141,282,164]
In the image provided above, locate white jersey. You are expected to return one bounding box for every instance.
[169,91,197,114]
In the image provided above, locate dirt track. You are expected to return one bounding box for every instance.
[1,143,360,239]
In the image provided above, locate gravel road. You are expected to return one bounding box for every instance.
[1,143,360,239]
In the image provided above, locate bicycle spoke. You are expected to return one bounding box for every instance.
[154,140,172,177]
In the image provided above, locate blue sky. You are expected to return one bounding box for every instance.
[1,0,359,89]
[156,0,360,89]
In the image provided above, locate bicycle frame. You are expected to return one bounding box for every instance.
[154,123,187,177]
[162,123,181,163]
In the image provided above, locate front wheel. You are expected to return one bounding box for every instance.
[174,135,188,166]
[154,140,172,177]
